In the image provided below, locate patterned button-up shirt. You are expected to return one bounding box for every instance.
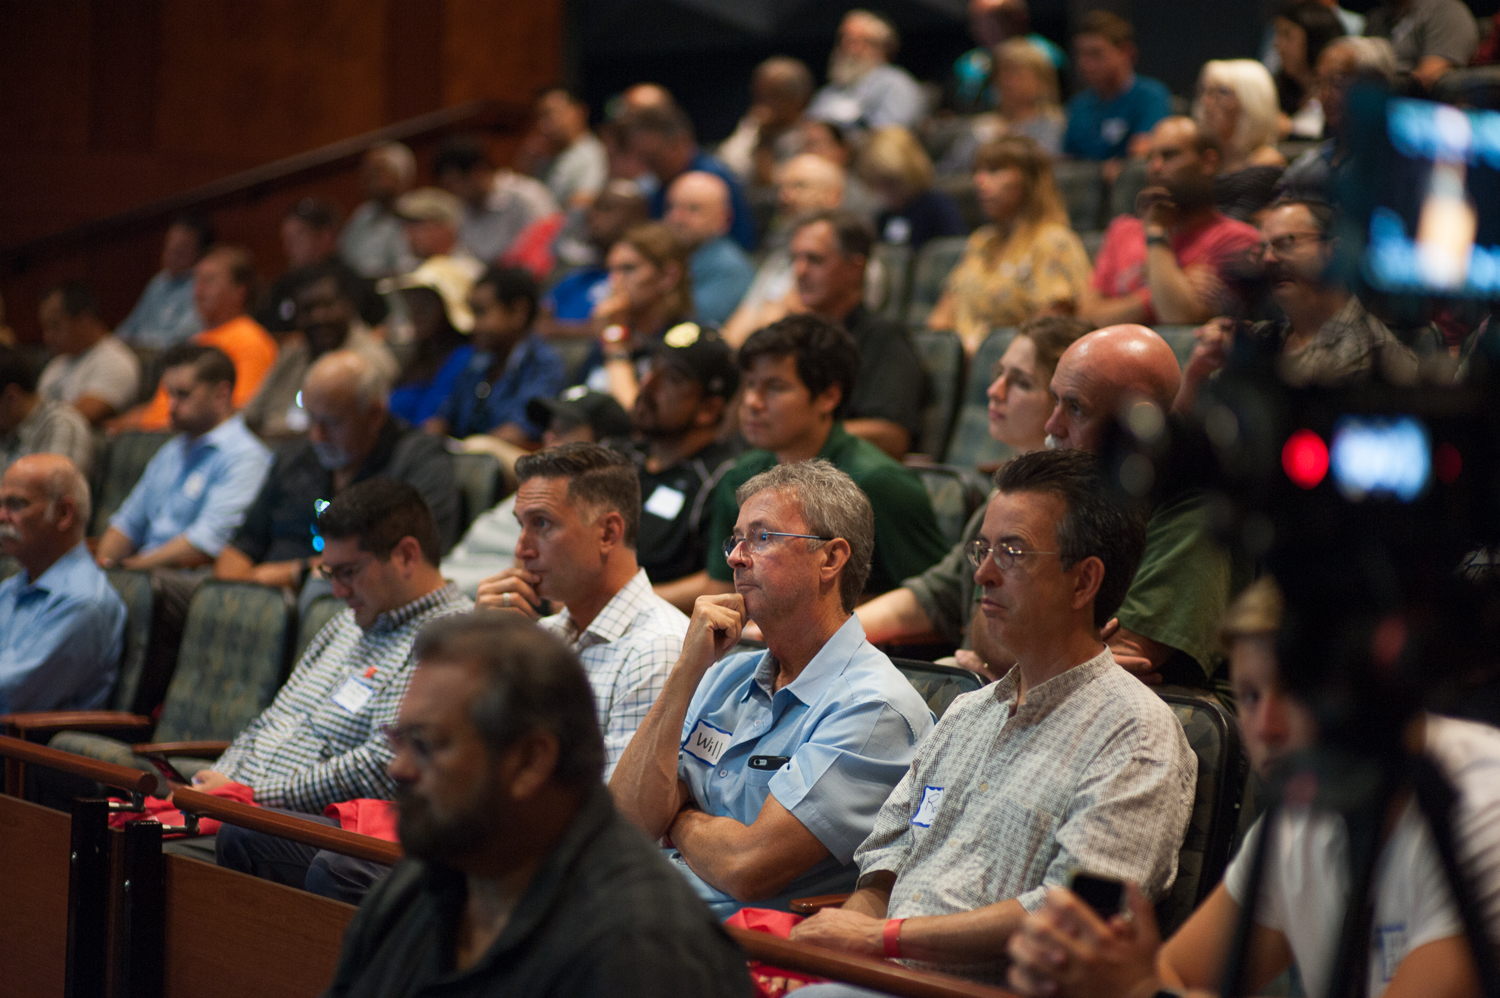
[855,647,1195,982]
[215,583,472,811]
[539,569,687,779]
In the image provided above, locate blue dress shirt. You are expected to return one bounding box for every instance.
[115,270,202,349]
[437,334,566,439]
[649,151,759,251]
[389,345,474,426]
[1063,75,1172,161]
[689,238,756,326]
[0,542,125,712]
[671,614,934,916]
[110,414,272,557]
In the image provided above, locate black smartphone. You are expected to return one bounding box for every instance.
[1068,871,1125,919]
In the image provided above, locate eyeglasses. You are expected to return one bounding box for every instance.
[965,538,1060,571]
[383,723,445,764]
[313,557,371,587]
[1255,232,1325,257]
[722,530,834,559]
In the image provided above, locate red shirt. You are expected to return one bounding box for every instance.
[1090,212,1260,324]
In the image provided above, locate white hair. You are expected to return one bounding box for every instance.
[1195,59,1280,165]
[1325,36,1398,82]
[370,142,416,187]
[41,460,90,534]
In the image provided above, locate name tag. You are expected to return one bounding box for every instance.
[1100,117,1129,146]
[912,785,945,828]
[284,403,310,432]
[1377,924,1407,982]
[182,472,206,501]
[644,485,686,521]
[682,719,732,766]
[331,676,375,714]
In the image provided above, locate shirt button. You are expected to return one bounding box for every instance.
[980,782,989,792]
[718,769,728,778]
[912,891,921,901]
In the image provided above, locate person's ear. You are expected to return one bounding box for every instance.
[392,535,424,576]
[51,497,79,535]
[817,536,851,587]
[500,729,561,801]
[595,509,626,552]
[1069,555,1106,617]
[811,383,843,419]
[214,380,234,409]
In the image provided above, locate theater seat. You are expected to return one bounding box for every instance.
[910,464,990,549]
[904,237,969,330]
[908,329,964,460]
[42,581,297,787]
[1154,326,1200,370]
[869,241,913,322]
[89,430,173,536]
[1053,160,1106,234]
[103,568,159,717]
[889,658,984,721]
[1108,158,1150,226]
[452,451,503,534]
[295,594,345,662]
[942,327,1019,470]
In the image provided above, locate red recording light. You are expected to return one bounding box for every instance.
[1282,429,1329,489]
[1434,442,1462,484]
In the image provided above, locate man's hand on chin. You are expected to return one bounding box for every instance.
[788,907,886,958]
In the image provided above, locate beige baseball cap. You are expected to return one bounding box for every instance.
[393,186,464,228]
[378,256,477,332]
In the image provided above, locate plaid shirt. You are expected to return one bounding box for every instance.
[855,647,1196,982]
[540,569,687,779]
[215,583,472,811]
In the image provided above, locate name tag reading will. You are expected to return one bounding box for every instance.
[682,719,732,766]
[912,785,946,828]
[644,485,686,521]
[331,676,375,714]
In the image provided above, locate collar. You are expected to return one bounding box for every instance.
[20,540,94,594]
[992,645,1117,716]
[552,568,653,646]
[747,613,865,707]
[366,582,463,635]
[185,413,248,453]
[816,422,852,460]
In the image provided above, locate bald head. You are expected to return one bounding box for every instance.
[623,84,675,114]
[778,154,846,217]
[305,350,389,413]
[0,454,89,576]
[665,171,732,248]
[1043,325,1181,453]
[754,57,815,124]
[302,351,390,472]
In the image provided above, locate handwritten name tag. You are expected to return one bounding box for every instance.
[331,676,375,715]
[682,719,733,766]
[912,785,945,828]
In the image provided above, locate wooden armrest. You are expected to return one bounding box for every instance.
[0,734,158,797]
[133,741,231,757]
[725,926,1018,998]
[789,893,852,914]
[1,711,153,739]
[172,788,404,865]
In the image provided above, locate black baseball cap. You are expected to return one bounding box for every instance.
[652,322,739,400]
[526,386,632,441]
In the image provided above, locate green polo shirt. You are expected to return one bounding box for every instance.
[706,423,948,596]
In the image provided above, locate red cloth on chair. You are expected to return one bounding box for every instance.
[107,780,256,837]
[723,908,827,996]
[323,798,400,841]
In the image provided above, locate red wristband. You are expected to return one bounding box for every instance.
[882,918,905,959]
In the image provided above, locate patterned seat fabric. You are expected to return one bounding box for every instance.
[90,430,173,536]
[870,242,914,322]
[943,327,1019,469]
[913,464,991,548]
[103,568,156,714]
[909,330,964,460]
[452,451,503,534]
[1053,160,1106,234]
[890,658,984,721]
[903,236,969,330]
[1153,686,1249,936]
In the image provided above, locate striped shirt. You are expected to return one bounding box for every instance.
[539,568,687,779]
[215,583,472,811]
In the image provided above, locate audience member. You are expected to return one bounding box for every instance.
[441,387,629,597]
[434,134,561,267]
[927,137,1092,356]
[855,316,1089,672]
[1365,0,1480,91]
[1194,60,1287,172]
[790,450,1193,990]
[579,222,694,405]
[697,316,948,601]
[620,103,758,251]
[339,142,418,280]
[808,10,925,132]
[322,614,754,998]
[243,264,399,440]
[1276,37,1398,202]
[96,345,271,572]
[1270,1,1347,138]
[949,0,1067,118]
[859,126,966,250]
[391,187,483,282]
[663,172,755,326]
[115,213,212,349]
[1006,576,1500,998]
[424,266,565,462]
[474,443,687,777]
[718,57,816,189]
[0,454,125,712]
[794,118,886,224]
[253,198,386,338]
[0,293,13,348]
[523,88,609,210]
[1177,199,1419,412]
[214,350,458,588]
[611,460,935,916]
[37,281,141,427]
[540,180,649,335]
[788,210,925,458]
[1083,117,1261,326]
[0,346,93,476]
[384,258,477,426]
[722,154,848,346]
[1063,11,1172,167]
[124,246,279,431]
[199,480,470,875]
[938,38,1068,176]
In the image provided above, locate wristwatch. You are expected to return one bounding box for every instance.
[1145,227,1170,249]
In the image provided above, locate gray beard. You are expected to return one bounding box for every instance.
[828,51,878,87]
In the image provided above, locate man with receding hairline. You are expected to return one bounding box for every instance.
[0,454,125,712]
[664,171,755,325]
[719,56,816,187]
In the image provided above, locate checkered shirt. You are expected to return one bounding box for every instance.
[215,583,472,811]
[855,647,1196,981]
[539,568,687,779]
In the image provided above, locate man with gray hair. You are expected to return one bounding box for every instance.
[0,453,125,712]
[611,459,934,917]
[214,349,458,590]
[807,10,925,132]
[340,142,418,279]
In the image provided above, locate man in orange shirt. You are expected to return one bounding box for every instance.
[115,246,277,431]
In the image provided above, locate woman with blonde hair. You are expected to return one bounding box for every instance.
[926,136,1091,355]
[858,125,966,250]
[1194,59,1287,172]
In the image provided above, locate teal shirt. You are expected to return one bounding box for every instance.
[706,424,948,596]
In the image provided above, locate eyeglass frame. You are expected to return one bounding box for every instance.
[964,537,1060,572]
[722,530,835,560]
[382,722,445,765]
[312,551,376,588]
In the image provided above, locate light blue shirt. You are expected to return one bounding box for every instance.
[110,414,272,557]
[808,63,926,131]
[689,236,755,326]
[0,542,125,712]
[671,614,934,916]
[115,270,202,349]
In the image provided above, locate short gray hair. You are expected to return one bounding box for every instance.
[735,459,873,612]
[41,460,90,534]
[371,141,416,186]
[1327,36,1398,82]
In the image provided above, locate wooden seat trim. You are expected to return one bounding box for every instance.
[172,788,404,865]
[0,733,158,797]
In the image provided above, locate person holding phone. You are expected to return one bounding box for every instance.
[787,449,1196,991]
